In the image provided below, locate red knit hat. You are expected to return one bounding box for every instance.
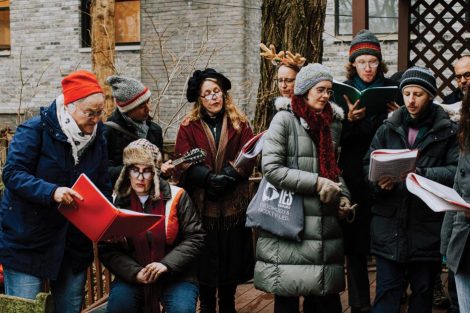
[61,70,103,105]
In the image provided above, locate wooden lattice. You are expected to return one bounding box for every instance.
[408,0,470,99]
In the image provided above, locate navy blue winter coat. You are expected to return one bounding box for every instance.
[0,101,112,279]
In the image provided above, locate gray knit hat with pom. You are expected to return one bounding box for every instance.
[294,63,333,96]
[399,66,437,97]
[107,76,151,113]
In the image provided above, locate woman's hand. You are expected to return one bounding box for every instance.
[378,176,395,190]
[316,177,342,204]
[345,95,366,122]
[53,187,83,207]
[136,262,168,284]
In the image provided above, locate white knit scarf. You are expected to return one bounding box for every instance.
[56,94,97,165]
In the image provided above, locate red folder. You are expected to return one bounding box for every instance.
[58,174,162,242]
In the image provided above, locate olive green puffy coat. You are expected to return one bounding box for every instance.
[254,101,348,296]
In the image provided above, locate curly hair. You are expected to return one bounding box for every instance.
[345,60,389,80]
[459,92,470,152]
[183,91,248,132]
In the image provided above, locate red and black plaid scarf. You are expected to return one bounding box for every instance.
[291,96,340,182]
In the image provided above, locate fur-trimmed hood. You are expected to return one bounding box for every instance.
[274,96,345,121]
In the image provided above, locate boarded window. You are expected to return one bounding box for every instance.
[0,0,10,50]
[81,0,140,47]
[335,0,398,36]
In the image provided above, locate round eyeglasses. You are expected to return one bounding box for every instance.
[129,168,154,180]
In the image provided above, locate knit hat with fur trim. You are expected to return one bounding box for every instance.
[399,66,437,97]
[294,63,333,96]
[349,29,382,63]
[62,70,103,105]
[114,139,163,200]
[107,76,151,113]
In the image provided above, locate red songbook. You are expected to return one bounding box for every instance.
[59,174,162,242]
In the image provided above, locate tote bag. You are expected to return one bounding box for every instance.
[246,117,304,241]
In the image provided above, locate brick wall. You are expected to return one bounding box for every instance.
[0,0,141,129]
[140,0,261,140]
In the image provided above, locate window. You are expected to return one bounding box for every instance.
[0,0,10,50]
[335,0,398,36]
[81,0,140,47]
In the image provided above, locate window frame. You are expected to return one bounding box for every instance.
[81,0,140,48]
[0,0,11,51]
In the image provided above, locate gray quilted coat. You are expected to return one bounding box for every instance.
[254,98,349,296]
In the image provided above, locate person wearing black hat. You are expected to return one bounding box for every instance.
[174,68,255,313]
[338,29,401,313]
[364,66,459,313]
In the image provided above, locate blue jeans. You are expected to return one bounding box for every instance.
[106,279,198,313]
[3,266,86,313]
[454,272,470,313]
[372,256,440,313]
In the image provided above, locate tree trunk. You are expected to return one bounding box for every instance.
[253,0,327,134]
[90,0,116,117]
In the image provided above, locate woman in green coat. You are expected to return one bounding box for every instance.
[254,63,352,313]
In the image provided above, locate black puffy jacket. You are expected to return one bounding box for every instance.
[364,105,458,262]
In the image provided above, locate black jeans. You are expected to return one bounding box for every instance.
[274,294,342,313]
[199,284,237,313]
[346,254,371,309]
[372,256,440,313]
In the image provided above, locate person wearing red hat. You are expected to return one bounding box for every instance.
[0,70,112,313]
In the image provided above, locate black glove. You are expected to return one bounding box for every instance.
[206,173,236,191]
[205,186,219,201]
[221,164,241,181]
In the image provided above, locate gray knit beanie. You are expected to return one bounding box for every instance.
[349,29,382,62]
[294,63,333,96]
[399,66,437,97]
[107,76,151,113]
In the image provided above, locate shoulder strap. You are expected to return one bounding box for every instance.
[104,121,139,139]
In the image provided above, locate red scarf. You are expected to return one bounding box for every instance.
[130,191,166,313]
[290,96,340,182]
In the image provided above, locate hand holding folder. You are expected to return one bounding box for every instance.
[59,174,162,242]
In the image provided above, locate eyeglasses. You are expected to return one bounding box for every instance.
[455,71,470,81]
[75,105,105,119]
[275,78,296,85]
[200,91,222,100]
[355,60,379,69]
[315,87,334,97]
[129,168,154,180]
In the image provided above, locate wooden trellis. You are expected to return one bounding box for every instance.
[399,0,470,99]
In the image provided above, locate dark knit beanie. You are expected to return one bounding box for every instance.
[399,66,437,97]
[107,76,151,113]
[349,29,382,63]
[186,68,231,103]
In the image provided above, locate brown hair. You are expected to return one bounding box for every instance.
[183,87,248,132]
[459,92,470,152]
[345,60,389,80]
[277,63,301,73]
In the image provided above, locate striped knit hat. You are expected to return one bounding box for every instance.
[349,29,382,62]
[107,76,151,113]
[399,66,437,97]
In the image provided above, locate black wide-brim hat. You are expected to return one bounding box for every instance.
[186,68,231,102]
